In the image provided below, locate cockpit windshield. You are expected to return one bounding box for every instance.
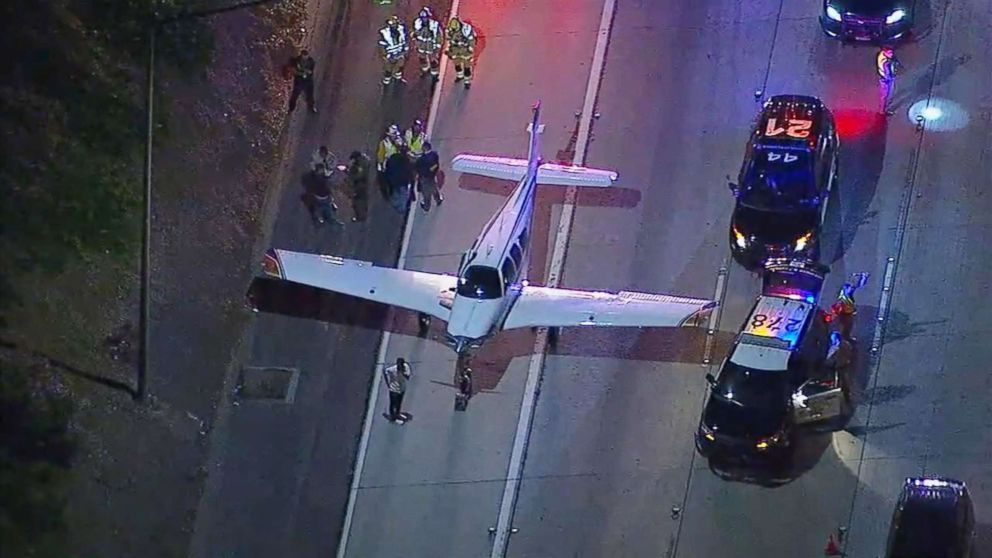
[457,265,503,300]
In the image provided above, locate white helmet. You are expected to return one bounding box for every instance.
[419,7,433,20]
[387,124,401,138]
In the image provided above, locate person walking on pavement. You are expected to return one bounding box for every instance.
[288,49,318,114]
[416,141,443,212]
[307,163,342,226]
[877,46,903,115]
[412,7,443,81]
[445,16,477,88]
[378,16,410,85]
[382,357,413,424]
[384,144,416,212]
[404,119,427,159]
[346,150,371,222]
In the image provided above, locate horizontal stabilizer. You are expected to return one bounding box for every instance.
[452,154,618,188]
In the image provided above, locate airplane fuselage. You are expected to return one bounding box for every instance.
[444,157,538,353]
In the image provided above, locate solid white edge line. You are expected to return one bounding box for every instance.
[335,2,460,556]
[489,0,617,556]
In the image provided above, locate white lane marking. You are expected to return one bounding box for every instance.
[489,0,617,555]
[335,1,460,556]
[870,256,896,356]
[701,261,729,365]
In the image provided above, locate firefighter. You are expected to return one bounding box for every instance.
[445,16,477,88]
[404,119,427,159]
[876,46,903,115]
[411,7,443,80]
[378,16,409,85]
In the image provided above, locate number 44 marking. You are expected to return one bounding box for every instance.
[767,152,799,163]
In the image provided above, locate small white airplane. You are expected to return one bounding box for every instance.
[261,102,716,355]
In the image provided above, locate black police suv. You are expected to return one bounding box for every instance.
[728,95,839,271]
[820,0,915,43]
[696,260,850,463]
[886,477,976,558]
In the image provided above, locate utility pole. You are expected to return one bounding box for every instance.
[135,0,285,401]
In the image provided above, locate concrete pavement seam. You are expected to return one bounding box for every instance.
[334,1,461,556]
[488,0,619,556]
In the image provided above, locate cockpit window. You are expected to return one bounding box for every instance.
[457,265,503,300]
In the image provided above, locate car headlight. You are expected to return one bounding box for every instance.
[825,5,842,21]
[700,423,716,441]
[886,8,906,24]
[793,231,813,252]
[733,227,749,249]
[756,431,784,450]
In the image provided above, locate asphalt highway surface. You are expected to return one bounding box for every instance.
[198,0,992,556]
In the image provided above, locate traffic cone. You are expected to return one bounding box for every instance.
[824,533,841,556]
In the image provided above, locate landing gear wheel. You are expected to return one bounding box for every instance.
[454,368,473,412]
[418,312,431,337]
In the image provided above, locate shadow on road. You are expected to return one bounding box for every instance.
[246,276,731,394]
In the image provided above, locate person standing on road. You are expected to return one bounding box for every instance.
[829,272,869,341]
[378,16,409,85]
[411,7,443,81]
[306,163,341,226]
[404,119,427,159]
[288,49,318,114]
[876,46,903,116]
[383,357,413,424]
[445,16,477,88]
[384,144,415,212]
[346,150,371,222]
[415,141,443,212]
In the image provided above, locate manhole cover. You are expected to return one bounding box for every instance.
[237,367,299,403]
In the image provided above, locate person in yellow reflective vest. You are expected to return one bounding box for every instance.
[404,119,427,159]
[411,7,443,80]
[445,16,477,88]
[376,124,404,171]
[828,272,869,341]
[378,16,409,85]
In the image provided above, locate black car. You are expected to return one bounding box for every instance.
[696,260,849,462]
[820,0,915,42]
[728,95,839,271]
[886,477,976,557]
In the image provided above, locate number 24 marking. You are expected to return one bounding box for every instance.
[751,314,802,332]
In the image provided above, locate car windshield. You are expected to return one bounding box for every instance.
[734,205,817,244]
[457,265,503,300]
[704,361,790,437]
[740,147,816,211]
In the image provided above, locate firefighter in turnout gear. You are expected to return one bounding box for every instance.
[404,119,427,159]
[445,16,477,87]
[378,16,409,85]
[412,7,443,80]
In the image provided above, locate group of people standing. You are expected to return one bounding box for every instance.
[376,119,443,213]
[378,8,478,87]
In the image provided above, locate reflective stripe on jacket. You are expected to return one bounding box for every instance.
[413,18,442,51]
[379,26,409,58]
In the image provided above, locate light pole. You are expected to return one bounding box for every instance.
[136,0,285,401]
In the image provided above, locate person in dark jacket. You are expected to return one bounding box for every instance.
[306,164,340,226]
[288,49,317,114]
[346,150,372,222]
[383,144,415,212]
[415,141,443,211]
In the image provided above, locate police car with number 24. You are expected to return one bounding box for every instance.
[729,95,840,271]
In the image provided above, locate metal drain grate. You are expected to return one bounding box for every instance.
[236,366,300,404]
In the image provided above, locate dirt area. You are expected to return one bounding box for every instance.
[2,2,316,556]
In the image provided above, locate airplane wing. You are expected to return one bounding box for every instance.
[502,285,716,330]
[452,154,618,187]
[263,249,456,321]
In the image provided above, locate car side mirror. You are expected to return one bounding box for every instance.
[705,373,716,386]
[458,251,469,272]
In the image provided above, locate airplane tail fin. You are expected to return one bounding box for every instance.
[451,101,618,188]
